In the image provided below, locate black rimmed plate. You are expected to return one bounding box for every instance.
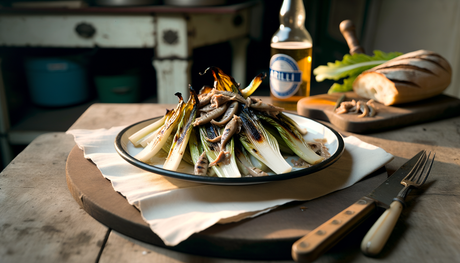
[114,112,345,185]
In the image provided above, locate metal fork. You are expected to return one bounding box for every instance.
[361,150,436,256]
[394,150,435,205]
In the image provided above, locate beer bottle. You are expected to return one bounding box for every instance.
[269,0,313,111]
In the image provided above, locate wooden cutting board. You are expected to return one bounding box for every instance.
[66,145,388,260]
[297,92,460,133]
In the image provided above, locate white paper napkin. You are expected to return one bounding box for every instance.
[67,127,393,246]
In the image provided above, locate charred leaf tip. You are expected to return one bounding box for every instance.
[174,92,183,99]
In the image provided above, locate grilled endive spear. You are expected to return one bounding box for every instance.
[257,112,324,165]
[134,93,185,163]
[239,108,292,174]
[263,124,295,155]
[235,144,268,177]
[239,72,266,98]
[163,88,199,170]
[199,124,241,178]
[129,111,169,147]
[161,134,194,166]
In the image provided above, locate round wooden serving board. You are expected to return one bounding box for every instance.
[66,145,388,260]
[297,92,460,133]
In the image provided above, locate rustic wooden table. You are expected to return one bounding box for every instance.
[1,101,459,263]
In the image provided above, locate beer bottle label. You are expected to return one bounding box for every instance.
[269,54,302,99]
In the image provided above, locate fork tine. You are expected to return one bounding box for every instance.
[403,150,427,181]
[412,151,429,183]
[418,152,435,185]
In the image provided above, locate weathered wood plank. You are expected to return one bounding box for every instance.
[0,133,108,263]
[69,103,176,130]
[100,231,295,263]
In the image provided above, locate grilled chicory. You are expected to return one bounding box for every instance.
[130,67,330,177]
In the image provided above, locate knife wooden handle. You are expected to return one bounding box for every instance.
[361,200,403,256]
[292,196,377,262]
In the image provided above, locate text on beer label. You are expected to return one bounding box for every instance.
[270,69,301,82]
[269,54,302,99]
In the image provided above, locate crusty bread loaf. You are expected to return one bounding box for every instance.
[353,50,452,105]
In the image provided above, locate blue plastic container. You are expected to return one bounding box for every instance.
[25,57,89,107]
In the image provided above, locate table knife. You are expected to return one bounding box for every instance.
[291,150,425,263]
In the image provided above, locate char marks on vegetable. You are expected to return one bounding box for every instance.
[128,67,327,178]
